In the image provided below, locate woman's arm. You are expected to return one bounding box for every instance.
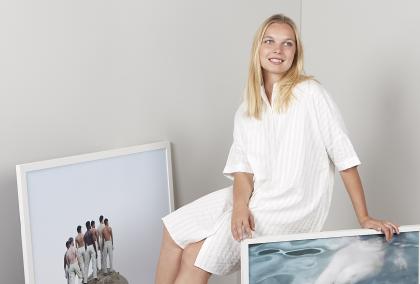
[340,166,399,241]
[231,172,254,241]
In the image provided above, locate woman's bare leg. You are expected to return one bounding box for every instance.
[155,226,183,284]
[174,240,211,284]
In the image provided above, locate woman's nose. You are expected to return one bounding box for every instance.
[273,44,283,54]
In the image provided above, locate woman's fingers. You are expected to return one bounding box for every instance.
[381,224,392,241]
[375,223,389,241]
[231,219,254,241]
[387,222,400,234]
[231,207,256,241]
[242,213,255,239]
[381,221,400,241]
[237,221,244,240]
[250,213,255,231]
[374,220,399,241]
[231,222,241,241]
[232,220,245,240]
[362,217,400,241]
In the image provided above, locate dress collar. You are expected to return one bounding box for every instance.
[260,82,279,108]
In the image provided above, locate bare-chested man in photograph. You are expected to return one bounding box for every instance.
[65,238,83,284]
[90,220,100,274]
[97,215,105,272]
[83,221,98,283]
[102,218,114,273]
[75,226,87,282]
[64,240,70,284]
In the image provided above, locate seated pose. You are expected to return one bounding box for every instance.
[155,14,399,284]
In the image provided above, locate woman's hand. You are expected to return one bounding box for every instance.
[339,168,400,241]
[360,216,400,241]
[231,203,255,241]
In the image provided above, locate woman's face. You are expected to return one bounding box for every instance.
[259,22,296,81]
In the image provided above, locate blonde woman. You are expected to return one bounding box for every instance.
[155,14,399,284]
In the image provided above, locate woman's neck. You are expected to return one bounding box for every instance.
[263,73,282,104]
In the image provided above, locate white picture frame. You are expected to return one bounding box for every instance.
[241,225,420,284]
[16,141,174,284]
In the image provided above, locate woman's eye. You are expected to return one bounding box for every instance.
[263,39,274,44]
[283,41,294,47]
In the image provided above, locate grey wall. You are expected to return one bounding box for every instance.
[0,1,300,283]
[301,0,420,230]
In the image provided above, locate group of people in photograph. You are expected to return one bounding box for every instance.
[64,215,114,284]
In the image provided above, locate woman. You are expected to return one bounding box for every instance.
[155,14,399,284]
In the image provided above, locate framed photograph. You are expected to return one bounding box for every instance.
[17,141,174,284]
[241,225,420,284]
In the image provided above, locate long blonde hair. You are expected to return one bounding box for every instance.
[246,14,312,119]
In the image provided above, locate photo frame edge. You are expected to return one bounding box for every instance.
[245,225,420,245]
[241,225,420,284]
[16,141,171,172]
[15,140,174,284]
[165,142,175,212]
[240,241,249,284]
[16,164,36,284]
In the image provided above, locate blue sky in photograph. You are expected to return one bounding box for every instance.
[26,149,170,283]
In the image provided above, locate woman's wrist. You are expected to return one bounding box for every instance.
[358,215,370,226]
[233,201,249,209]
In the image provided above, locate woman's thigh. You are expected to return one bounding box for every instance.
[175,240,211,284]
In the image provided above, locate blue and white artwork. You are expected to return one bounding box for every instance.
[248,231,419,284]
[17,142,173,284]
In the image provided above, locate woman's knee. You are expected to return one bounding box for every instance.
[162,226,178,244]
[175,241,211,283]
[180,241,203,267]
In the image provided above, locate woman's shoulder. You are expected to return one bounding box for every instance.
[294,78,326,95]
[294,78,333,107]
[234,101,249,120]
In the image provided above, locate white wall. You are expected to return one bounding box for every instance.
[0,1,300,283]
[301,0,420,230]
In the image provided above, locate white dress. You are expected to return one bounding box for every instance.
[162,80,361,275]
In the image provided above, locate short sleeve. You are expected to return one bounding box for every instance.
[223,105,253,180]
[311,82,361,171]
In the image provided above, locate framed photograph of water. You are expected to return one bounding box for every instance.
[16,141,174,284]
[241,225,420,284]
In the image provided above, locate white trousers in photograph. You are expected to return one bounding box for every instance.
[68,262,82,284]
[101,250,106,273]
[84,244,97,282]
[99,238,106,272]
[103,240,113,272]
[95,240,101,271]
[77,247,86,281]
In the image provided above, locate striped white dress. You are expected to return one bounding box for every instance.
[162,80,361,275]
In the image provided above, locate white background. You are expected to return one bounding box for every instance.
[1,1,419,283]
